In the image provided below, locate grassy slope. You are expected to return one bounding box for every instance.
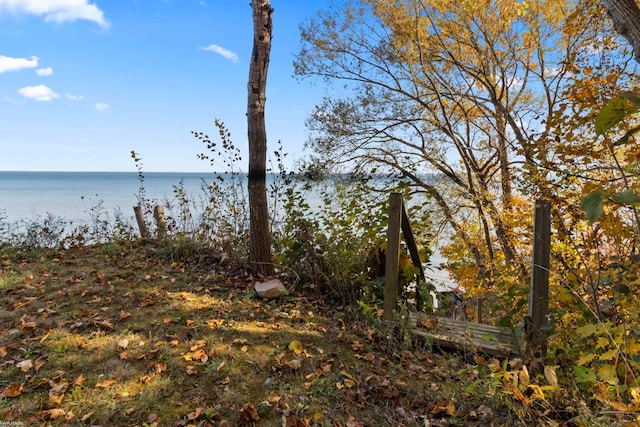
[0,242,608,426]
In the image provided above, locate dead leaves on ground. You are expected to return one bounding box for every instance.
[0,244,570,425]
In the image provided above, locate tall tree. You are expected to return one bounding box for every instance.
[248,0,274,276]
[600,0,640,63]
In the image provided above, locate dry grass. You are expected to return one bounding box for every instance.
[0,242,571,426]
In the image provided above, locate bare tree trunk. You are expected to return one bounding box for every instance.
[601,0,640,63]
[247,0,274,276]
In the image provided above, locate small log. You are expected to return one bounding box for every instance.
[133,205,149,238]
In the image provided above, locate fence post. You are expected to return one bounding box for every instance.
[133,205,150,238]
[383,193,403,322]
[527,199,551,357]
[476,297,484,324]
[153,205,167,239]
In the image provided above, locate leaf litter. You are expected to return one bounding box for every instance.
[0,242,582,425]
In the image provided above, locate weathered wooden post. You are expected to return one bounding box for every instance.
[527,199,551,357]
[153,205,167,239]
[133,205,150,238]
[383,193,403,322]
[476,297,484,324]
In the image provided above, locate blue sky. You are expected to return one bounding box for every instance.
[0,0,327,172]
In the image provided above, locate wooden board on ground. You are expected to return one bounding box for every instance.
[408,313,522,357]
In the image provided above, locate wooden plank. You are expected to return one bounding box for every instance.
[383,193,403,322]
[528,199,551,357]
[409,313,521,356]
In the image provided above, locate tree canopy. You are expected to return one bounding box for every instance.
[295,0,638,305]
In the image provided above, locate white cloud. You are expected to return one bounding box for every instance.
[66,93,84,100]
[95,102,109,111]
[18,84,59,101]
[0,55,38,73]
[0,0,109,28]
[201,44,239,63]
[36,66,53,76]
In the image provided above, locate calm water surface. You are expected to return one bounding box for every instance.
[0,171,222,224]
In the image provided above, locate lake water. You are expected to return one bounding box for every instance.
[0,171,221,225]
[0,171,456,290]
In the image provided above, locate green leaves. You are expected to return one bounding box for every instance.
[573,366,596,384]
[581,191,604,223]
[582,189,640,223]
[595,95,637,136]
[621,92,640,108]
[613,189,640,204]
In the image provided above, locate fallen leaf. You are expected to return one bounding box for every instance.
[0,346,7,357]
[140,373,155,384]
[289,340,304,355]
[38,408,66,420]
[125,408,135,416]
[20,314,37,329]
[351,340,365,351]
[431,401,456,416]
[49,381,69,405]
[95,380,116,389]
[190,340,206,351]
[16,359,33,372]
[188,407,204,420]
[92,319,115,330]
[207,318,224,329]
[1,383,24,398]
[239,402,260,421]
[544,365,558,388]
[34,355,48,372]
[81,411,95,422]
[343,379,356,388]
[474,355,487,366]
[610,400,630,412]
[117,339,130,350]
[73,373,88,387]
[155,361,167,374]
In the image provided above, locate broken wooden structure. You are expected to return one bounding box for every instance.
[383,194,551,357]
